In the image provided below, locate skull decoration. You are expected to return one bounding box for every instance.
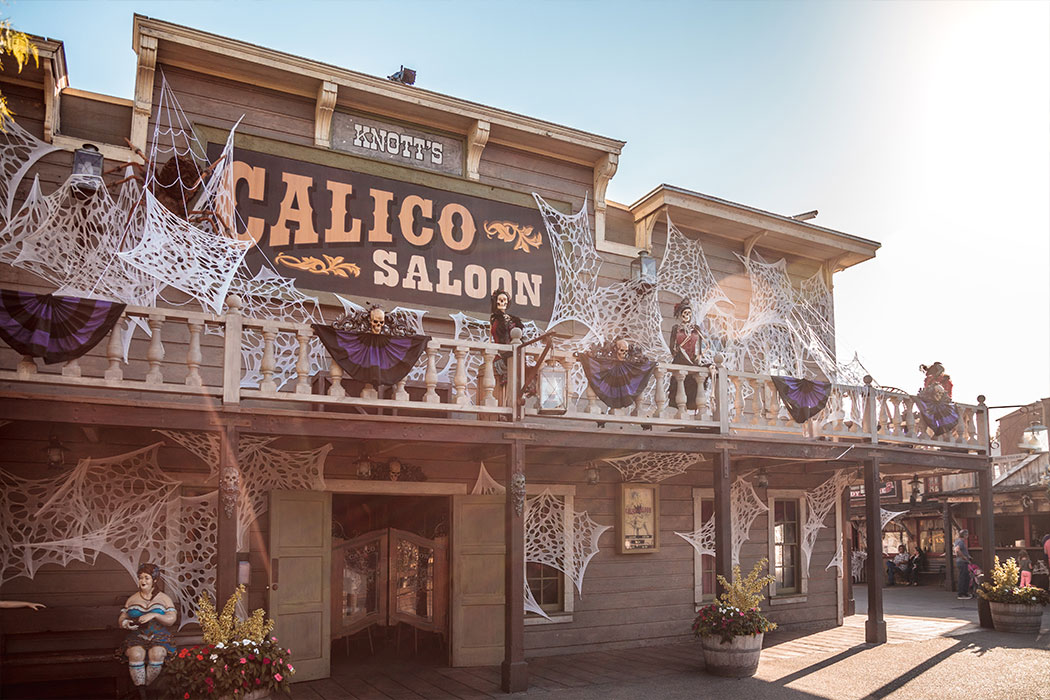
[510,471,526,516]
[680,307,692,325]
[614,338,630,361]
[495,290,509,312]
[368,307,386,334]
[220,466,240,519]
[388,459,402,481]
[356,459,372,479]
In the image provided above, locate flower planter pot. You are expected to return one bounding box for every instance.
[989,601,1045,634]
[700,632,763,678]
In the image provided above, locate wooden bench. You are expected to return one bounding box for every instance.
[0,604,130,699]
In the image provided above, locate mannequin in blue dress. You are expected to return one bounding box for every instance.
[118,563,177,698]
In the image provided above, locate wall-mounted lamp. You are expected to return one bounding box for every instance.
[630,249,657,286]
[909,474,922,505]
[585,463,600,486]
[355,458,372,479]
[44,432,68,469]
[537,361,568,415]
[71,143,104,198]
[755,468,768,488]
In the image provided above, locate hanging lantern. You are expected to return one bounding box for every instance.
[909,474,922,504]
[585,463,600,485]
[1020,422,1048,453]
[630,249,657,285]
[537,360,568,415]
[71,143,104,197]
[355,458,372,479]
[44,432,68,469]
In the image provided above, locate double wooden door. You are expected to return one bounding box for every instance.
[332,527,448,645]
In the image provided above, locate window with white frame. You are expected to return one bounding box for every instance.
[691,488,717,604]
[767,490,807,598]
[524,484,575,621]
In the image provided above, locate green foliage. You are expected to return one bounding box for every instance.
[693,559,778,643]
[0,20,39,125]
[977,556,1050,606]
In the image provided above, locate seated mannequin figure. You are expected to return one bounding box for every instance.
[118,563,176,699]
[489,288,524,384]
[668,299,703,410]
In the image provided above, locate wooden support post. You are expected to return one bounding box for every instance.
[216,425,240,605]
[864,456,887,643]
[943,501,954,591]
[977,466,995,628]
[501,439,527,693]
[842,485,855,616]
[713,447,733,589]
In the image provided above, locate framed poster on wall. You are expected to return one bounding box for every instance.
[619,483,659,553]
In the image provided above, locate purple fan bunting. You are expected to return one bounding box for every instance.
[313,325,429,387]
[580,355,656,409]
[0,289,126,365]
[914,398,959,436]
[772,376,832,423]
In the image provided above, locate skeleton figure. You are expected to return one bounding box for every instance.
[669,299,704,410]
[388,459,401,481]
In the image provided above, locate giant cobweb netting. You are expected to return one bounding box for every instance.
[0,114,60,224]
[658,217,733,335]
[673,477,768,567]
[801,469,852,573]
[880,508,905,530]
[533,194,601,332]
[524,489,610,619]
[0,444,217,626]
[601,452,701,483]
[469,462,505,495]
[156,429,330,550]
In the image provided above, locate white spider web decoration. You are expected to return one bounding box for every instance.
[880,508,905,530]
[851,550,867,580]
[658,216,733,324]
[675,514,715,559]
[524,489,609,604]
[0,113,60,223]
[577,278,670,358]
[731,477,768,567]
[470,462,505,495]
[601,452,701,483]
[826,542,843,572]
[801,469,851,573]
[533,193,600,331]
[0,175,50,263]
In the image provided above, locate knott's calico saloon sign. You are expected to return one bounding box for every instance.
[218,146,556,320]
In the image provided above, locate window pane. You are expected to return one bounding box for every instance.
[782,523,797,544]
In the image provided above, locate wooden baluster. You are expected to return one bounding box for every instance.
[633,372,647,418]
[888,397,901,437]
[394,379,409,402]
[328,360,346,398]
[903,396,916,437]
[61,357,81,378]
[259,329,277,395]
[585,383,601,414]
[145,315,165,385]
[360,382,378,400]
[877,396,891,439]
[480,348,497,407]
[653,365,667,419]
[695,368,712,421]
[17,355,36,378]
[295,329,311,395]
[423,342,440,404]
[185,320,203,388]
[453,345,469,405]
[559,355,577,415]
[762,380,776,427]
[104,321,124,383]
[673,369,687,420]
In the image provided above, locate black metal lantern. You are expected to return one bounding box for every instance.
[72,143,104,197]
[44,432,68,469]
[909,474,922,505]
[630,249,657,285]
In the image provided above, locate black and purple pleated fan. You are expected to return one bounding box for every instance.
[580,355,657,409]
[312,325,430,387]
[914,398,959,436]
[0,289,127,365]
[771,376,832,423]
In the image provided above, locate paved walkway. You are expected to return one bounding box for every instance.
[298,586,1049,699]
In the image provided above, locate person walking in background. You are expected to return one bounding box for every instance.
[954,529,972,599]
[1018,550,1032,587]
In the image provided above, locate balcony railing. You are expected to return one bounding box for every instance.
[0,299,990,454]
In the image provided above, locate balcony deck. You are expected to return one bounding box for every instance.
[0,300,990,457]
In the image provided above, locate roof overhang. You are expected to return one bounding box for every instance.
[629,184,881,269]
[132,15,624,168]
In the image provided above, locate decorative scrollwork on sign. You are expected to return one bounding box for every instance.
[511,471,526,517]
[482,220,542,253]
[275,252,361,278]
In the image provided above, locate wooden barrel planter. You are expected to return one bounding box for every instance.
[989,602,1045,634]
[700,632,763,677]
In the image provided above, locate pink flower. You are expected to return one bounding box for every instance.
[275,673,284,682]
[263,658,271,665]
[239,658,247,664]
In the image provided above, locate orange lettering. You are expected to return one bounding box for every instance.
[270,172,318,246]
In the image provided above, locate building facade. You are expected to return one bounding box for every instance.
[0,17,996,697]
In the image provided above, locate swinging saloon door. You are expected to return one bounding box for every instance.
[269,490,331,682]
[450,494,505,667]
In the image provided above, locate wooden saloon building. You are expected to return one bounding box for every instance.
[0,16,996,697]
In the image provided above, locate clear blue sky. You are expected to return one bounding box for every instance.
[12,0,1050,431]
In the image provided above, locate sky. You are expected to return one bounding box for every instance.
[11,0,1050,431]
